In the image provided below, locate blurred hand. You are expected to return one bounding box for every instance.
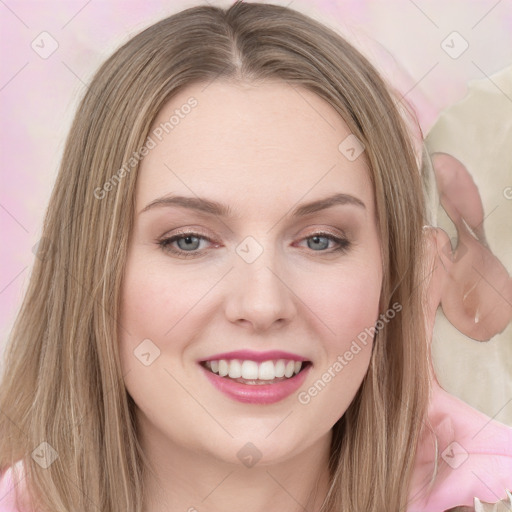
[428,152,512,341]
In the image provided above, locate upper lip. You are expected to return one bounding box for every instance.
[199,350,310,363]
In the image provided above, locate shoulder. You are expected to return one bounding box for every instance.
[0,462,28,512]
[408,381,512,511]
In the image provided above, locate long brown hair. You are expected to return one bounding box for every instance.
[0,2,431,510]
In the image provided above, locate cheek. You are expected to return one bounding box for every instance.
[299,259,382,348]
[117,256,210,429]
[293,257,381,416]
[295,264,380,426]
[119,254,211,348]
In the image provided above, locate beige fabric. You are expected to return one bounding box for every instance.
[425,65,512,426]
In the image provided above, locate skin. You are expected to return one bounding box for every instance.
[429,152,512,341]
[118,80,383,512]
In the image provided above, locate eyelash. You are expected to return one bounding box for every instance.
[157,230,351,258]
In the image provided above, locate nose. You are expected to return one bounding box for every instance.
[224,244,297,332]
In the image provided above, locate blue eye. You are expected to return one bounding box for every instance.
[158,232,213,258]
[301,233,351,253]
[157,231,351,258]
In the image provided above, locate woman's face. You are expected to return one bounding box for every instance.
[119,80,383,466]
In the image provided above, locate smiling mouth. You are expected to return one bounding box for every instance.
[200,359,312,385]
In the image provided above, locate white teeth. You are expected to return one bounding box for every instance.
[218,359,229,377]
[228,360,242,378]
[241,360,259,379]
[258,361,276,380]
[275,359,286,378]
[204,358,305,381]
[284,360,295,378]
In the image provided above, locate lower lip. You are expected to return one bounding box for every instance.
[199,364,312,404]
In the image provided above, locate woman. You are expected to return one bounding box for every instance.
[0,2,508,511]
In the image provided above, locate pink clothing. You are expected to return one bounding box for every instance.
[1,382,511,511]
[0,461,29,512]
[407,380,512,510]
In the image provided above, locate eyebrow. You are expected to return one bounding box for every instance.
[140,192,366,217]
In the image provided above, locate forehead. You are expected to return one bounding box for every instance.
[136,80,374,217]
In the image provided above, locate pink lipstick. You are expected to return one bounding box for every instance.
[198,350,312,404]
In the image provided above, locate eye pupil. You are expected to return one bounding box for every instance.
[308,235,329,251]
[178,235,200,250]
